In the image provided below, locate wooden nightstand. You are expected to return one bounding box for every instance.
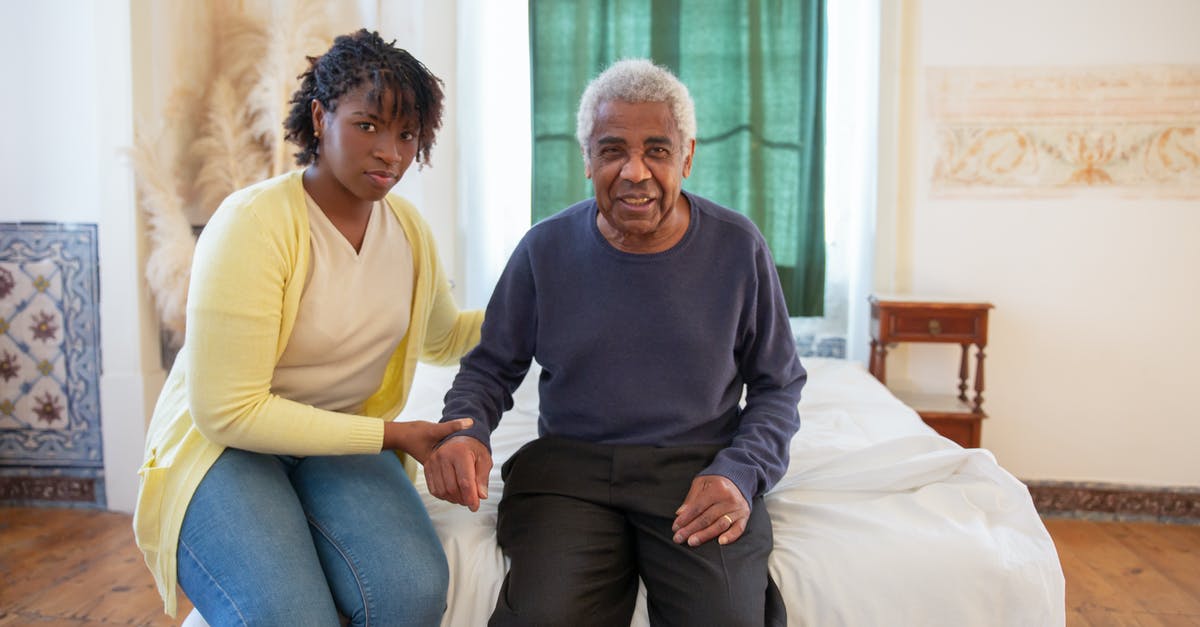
[868,295,994,448]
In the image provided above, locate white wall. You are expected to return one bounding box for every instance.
[878,0,1200,487]
[0,0,156,512]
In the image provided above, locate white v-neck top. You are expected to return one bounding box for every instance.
[271,195,414,413]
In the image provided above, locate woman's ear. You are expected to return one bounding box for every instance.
[310,99,326,137]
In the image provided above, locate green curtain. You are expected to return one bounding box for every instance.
[529,0,827,316]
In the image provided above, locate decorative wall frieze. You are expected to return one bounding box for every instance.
[928,66,1200,197]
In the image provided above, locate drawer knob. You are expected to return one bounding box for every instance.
[928,319,942,335]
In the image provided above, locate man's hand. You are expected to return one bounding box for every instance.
[423,434,493,512]
[382,418,473,464]
[671,475,751,546]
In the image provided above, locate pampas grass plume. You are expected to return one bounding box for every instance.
[245,0,331,175]
[192,75,270,215]
[132,0,336,348]
[130,129,194,348]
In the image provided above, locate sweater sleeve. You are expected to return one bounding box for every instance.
[438,240,538,450]
[184,194,384,456]
[698,241,806,503]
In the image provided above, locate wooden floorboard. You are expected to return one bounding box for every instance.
[1046,517,1200,627]
[0,507,189,626]
[1,507,1197,625]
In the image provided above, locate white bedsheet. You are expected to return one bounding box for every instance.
[399,357,1066,627]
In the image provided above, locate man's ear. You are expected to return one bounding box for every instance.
[582,147,592,179]
[682,138,696,178]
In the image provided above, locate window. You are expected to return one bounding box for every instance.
[456,0,879,361]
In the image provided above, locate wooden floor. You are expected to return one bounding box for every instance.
[1049,517,1200,626]
[0,508,1197,626]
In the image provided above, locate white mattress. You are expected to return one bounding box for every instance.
[399,357,1066,627]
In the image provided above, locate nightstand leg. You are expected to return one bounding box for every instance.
[973,346,986,412]
[958,344,969,403]
[873,342,888,384]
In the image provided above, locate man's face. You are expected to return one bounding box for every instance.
[585,100,695,253]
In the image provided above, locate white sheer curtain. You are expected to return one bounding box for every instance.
[455,0,532,309]
[791,0,880,363]
[454,0,879,361]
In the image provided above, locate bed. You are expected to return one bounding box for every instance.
[398,356,1066,627]
[183,356,1064,626]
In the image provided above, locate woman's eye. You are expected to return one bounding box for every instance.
[399,131,415,141]
[357,122,376,132]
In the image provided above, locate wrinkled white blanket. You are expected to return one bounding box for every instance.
[399,358,1066,627]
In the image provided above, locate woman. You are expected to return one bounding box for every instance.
[133,30,482,626]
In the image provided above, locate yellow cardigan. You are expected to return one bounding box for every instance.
[133,170,482,616]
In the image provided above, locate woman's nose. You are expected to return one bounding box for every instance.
[376,136,403,165]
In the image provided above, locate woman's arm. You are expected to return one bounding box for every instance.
[407,208,483,364]
[421,272,484,365]
[185,194,384,456]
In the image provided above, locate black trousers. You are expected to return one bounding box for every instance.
[489,437,785,627]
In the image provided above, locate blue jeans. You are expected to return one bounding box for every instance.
[177,448,448,626]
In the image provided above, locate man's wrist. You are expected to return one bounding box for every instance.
[436,420,492,452]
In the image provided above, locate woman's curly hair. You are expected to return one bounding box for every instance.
[284,29,445,167]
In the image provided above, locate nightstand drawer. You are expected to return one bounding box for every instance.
[885,309,984,343]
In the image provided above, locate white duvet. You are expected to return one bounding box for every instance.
[398,357,1066,627]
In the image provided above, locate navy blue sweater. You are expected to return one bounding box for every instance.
[442,192,806,502]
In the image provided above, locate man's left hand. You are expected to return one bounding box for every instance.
[671,475,750,546]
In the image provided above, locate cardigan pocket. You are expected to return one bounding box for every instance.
[132,450,168,554]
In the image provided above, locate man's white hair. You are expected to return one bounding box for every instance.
[576,59,697,163]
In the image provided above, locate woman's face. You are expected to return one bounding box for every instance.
[311,84,419,205]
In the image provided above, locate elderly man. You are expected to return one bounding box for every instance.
[425,58,806,626]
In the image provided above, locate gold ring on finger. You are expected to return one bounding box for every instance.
[722,514,734,527]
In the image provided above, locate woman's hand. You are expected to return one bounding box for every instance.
[383,418,473,464]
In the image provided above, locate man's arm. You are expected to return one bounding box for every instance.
[425,240,539,510]
[673,240,806,545]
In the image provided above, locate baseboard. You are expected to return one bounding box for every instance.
[1025,480,1200,525]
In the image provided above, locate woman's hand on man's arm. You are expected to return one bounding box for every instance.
[383,418,473,464]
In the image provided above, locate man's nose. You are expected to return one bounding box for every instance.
[620,153,651,181]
